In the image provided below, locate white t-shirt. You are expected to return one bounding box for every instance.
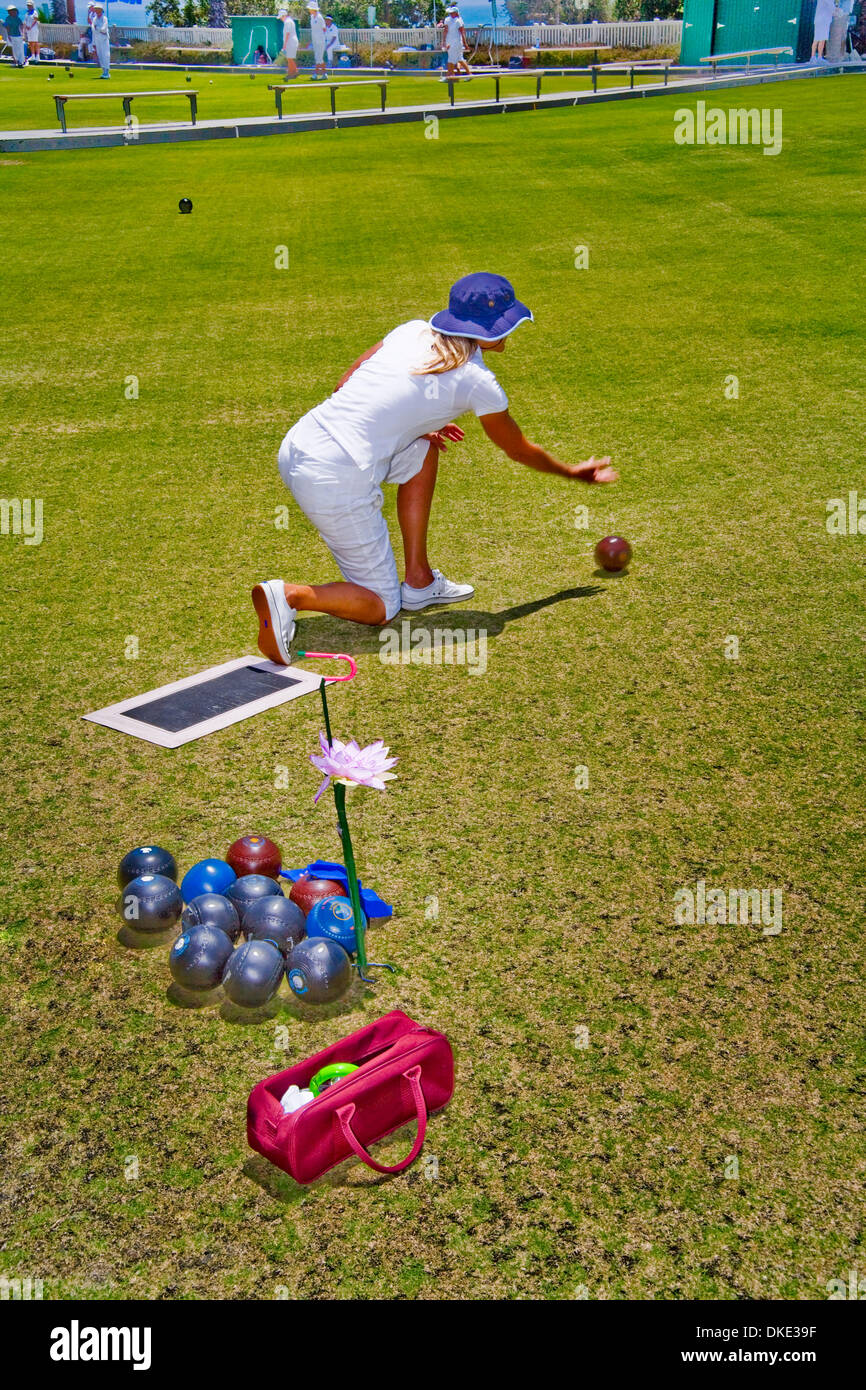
[24,10,39,37]
[444,15,463,50]
[324,21,339,51]
[306,319,508,472]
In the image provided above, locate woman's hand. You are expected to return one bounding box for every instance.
[569,456,619,484]
[423,423,465,451]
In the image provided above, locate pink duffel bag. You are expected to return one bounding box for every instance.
[247,1010,454,1184]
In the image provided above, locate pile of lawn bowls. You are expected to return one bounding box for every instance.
[116,836,366,1008]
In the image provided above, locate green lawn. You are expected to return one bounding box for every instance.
[0,61,665,131]
[0,76,864,1301]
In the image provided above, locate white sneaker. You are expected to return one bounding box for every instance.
[400,569,474,611]
[252,580,296,665]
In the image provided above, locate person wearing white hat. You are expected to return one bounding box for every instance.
[308,2,326,79]
[23,1,40,62]
[323,13,340,69]
[2,7,27,67]
[278,6,299,79]
[91,1,110,79]
[442,5,470,78]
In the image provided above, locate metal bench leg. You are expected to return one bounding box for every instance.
[536,73,542,98]
[630,66,634,88]
[449,78,455,107]
[494,76,500,101]
[55,95,66,134]
[380,83,386,112]
[591,66,598,95]
[190,93,197,126]
[330,87,336,116]
[122,96,132,121]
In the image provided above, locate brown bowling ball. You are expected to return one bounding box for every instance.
[594,536,632,573]
[289,876,345,917]
[226,835,282,879]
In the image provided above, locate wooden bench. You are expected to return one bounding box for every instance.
[700,47,793,75]
[269,79,388,119]
[439,62,673,107]
[53,89,198,134]
[586,61,674,94]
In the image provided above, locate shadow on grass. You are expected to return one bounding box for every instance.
[292,585,604,656]
[162,970,391,1018]
[117,924,178,951]
[243,1117,422,1201]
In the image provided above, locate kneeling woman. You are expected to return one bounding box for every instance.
[253,272,617,664]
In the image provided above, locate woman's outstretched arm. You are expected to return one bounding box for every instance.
[480,410,618,483]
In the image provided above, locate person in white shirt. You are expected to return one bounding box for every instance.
[23,0,39,61]
[308,2,326,80]
[278,6,299,78]
[252,273,616,658]
[443,5,470,77]
[91,1,110,79]
[323,14,340,68]
[810,0,835,59]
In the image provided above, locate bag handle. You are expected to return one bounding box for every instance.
[336,1065,427,1175]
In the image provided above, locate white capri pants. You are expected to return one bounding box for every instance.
[278,417,428,621]
[312,38,325,62]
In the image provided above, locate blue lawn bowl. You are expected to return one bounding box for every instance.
[118,845,177,889]
[305,895,362,956]
[285,937,352,1004]
[169,924,233,992]
[180,858,236,903]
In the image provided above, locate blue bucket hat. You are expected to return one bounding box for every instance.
[430,272,533,343]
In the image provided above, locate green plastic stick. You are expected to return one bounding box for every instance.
[318,677,368,970]
[333,781,368,972]
[317,673,334,745]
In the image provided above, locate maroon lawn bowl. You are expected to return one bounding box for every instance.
[594,536,632,573]
[289,876,346,918]
[226,835,282,879]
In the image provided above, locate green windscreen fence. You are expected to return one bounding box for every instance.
[680,0,807,63]
[230,16,285,66]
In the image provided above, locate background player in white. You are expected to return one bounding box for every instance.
[278,6,299,78]
[810,0,835,60]
[308,2,326,80]
[323,14,340,69]
[23,1,39,62]
[443,5,470,78]
[252,273,616,658]
[91,1,110,79]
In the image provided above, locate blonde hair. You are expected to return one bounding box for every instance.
[413,329,479,376]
